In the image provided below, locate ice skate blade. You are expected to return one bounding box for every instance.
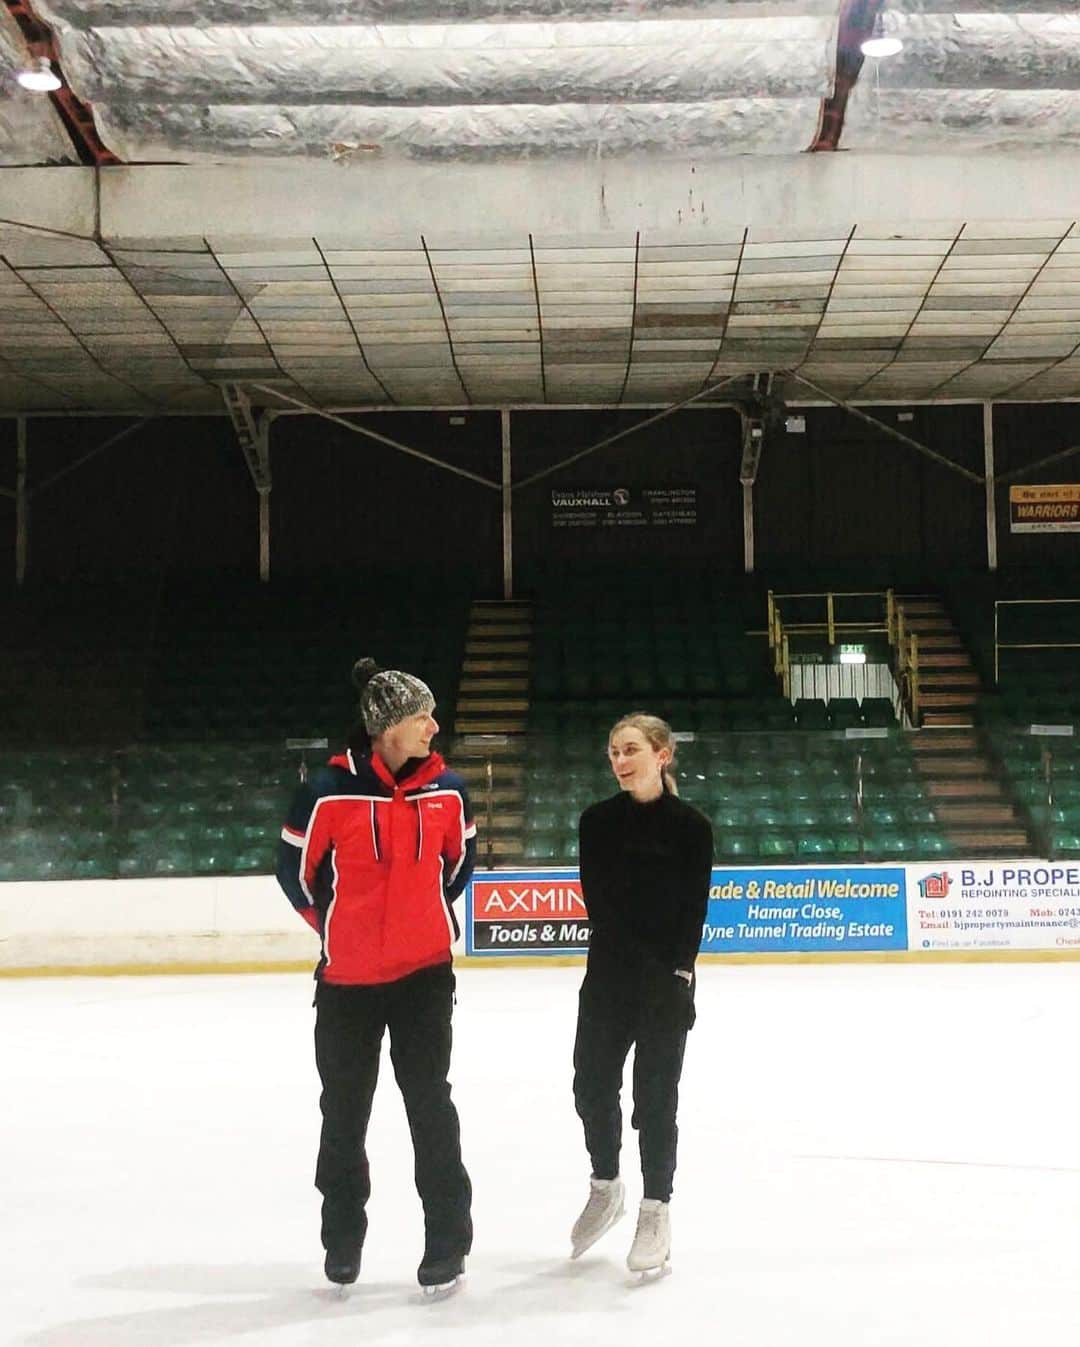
[628,1261,672,1285]
[421,1275,465,1301]
[331,1282,351,1300]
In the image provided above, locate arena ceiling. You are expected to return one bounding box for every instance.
[2,0,1080,413]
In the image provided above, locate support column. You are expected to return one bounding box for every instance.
[984,402,997,572]
[16,416,27,586]
[739,412,762,575]
[258,484,271,583]
[501,409,513,600]
[742,481,754,574]
[221,384,272,581]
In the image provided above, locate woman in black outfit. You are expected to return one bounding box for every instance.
[570,713,713,1275]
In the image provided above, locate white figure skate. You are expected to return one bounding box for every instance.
[626,1199,672,1281]
[570,1176,626,1258]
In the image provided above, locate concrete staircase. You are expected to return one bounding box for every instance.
[452,600,531,864]
[892,596,1030,856]
[910,728,1031,859]
[899,595,980,729]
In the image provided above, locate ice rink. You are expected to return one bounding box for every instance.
[5,960,1080,1347]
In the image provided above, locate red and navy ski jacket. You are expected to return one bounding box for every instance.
[276,748,477,985]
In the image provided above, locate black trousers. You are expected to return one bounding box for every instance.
[572,967,690,1203]
[313,962,472,1259]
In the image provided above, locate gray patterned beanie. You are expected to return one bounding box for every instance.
[352,657,435,738]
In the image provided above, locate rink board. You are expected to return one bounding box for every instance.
[5,860,1080,973]
[466,861,1080,958]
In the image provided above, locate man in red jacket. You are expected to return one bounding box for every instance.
[277,657,477,1294]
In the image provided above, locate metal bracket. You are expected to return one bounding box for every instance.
[221,382,271,494]
[739,411,764,485]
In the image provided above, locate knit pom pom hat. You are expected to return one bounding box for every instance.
[352,657,435,738]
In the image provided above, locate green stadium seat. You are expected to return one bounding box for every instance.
[861,698,895,728]
[867,830,913,858]
[797,832,837,857]
[525,835,560,862]
[232,848,269,873]
[866,805,902,827]
[711,804,750,829]
[828,698,862,730]
[758,831,797,858]
[715,830,755,859]
[525,810,559,834]
[794,699,830,730]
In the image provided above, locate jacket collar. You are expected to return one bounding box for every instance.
[331,748,445,791]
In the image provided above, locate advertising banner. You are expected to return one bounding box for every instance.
[466,865,908,956]
[1009,484,1080,533]
[468,871,589,955]
[550,486,697,531]
[702,867,908,953]
[906,861,1080,952]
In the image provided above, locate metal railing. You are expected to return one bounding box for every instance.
[994,597,1080,684]
[767,587,920,725]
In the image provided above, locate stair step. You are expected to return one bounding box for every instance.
[920,691,978,707]
[943,829,1030,852]
[463,654,530,670]
[482,838,526,858]
[458,790,522,809]
[921,711,976,728]
[456,697,530,712]
[919,672,981,688]
[920,652,975,669]
[912,732,980,752]
[459,677,529,693]
[457,762,525,785]
[914,758,986,776]
[465,640,531,655]
[925,779,1005,799]
[471,601,532,616]
[453,759,520,780]
[933,803,1018,824]
[455,716,528,734]
[905,619,955,633]
[482,813,525,832]
[467,623,532,639]
[914,634,966,649]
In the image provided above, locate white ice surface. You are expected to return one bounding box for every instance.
[4,962,1080,1347]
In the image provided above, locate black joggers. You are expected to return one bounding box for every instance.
[313,961,472,1262]
[572,966,691,1203]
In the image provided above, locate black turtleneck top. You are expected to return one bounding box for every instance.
[578,790,714,976]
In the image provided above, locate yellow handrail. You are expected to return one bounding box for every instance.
[769,586,922,725]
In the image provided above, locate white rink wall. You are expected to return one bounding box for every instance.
[6,859,1080,972]
[0,875,325,970]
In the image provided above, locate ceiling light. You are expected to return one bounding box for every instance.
[860,14,902,59]
[16,57,62,93]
